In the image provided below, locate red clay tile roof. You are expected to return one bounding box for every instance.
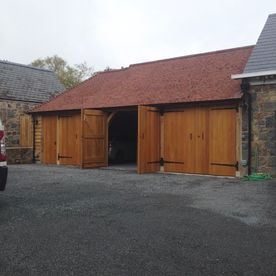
[31,45,253,113]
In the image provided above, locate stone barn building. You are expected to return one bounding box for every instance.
[0,61,64,163]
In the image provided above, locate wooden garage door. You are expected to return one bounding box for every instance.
[82,109,108,168]
[164,109,195,173]
[138,106,160,173]
[209,108,237,176]
[163,107,209,174]
[58,113,81,166]
[42,115,57,164]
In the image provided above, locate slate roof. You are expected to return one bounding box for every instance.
[0,60,65,103]
[243,13,276,74]
[31,46,253,113]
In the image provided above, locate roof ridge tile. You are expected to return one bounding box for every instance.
[0,60,54,73]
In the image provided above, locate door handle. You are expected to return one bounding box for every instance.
[190,133,192,140]
[202,132,204,140]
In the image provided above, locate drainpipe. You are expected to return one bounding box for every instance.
[32,115,36,163]
[241,81,251,175]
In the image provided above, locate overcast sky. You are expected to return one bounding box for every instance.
[1,0,275,71]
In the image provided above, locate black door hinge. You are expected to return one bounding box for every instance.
[211,107,239,112]
[148,158,184,166]
[58,154,73,160]
[210,161,239,170]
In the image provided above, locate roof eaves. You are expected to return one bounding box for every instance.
[231,70,276,79]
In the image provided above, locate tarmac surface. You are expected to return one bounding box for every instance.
[0,164,275,275]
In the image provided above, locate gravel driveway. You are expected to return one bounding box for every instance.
[0,164,275,275]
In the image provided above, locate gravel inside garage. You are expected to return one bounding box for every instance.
[0,164,275,275]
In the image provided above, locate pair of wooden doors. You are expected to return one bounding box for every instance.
[136,106,209,174]
[163,107,209,174]
[42,110,109,168]
[42,113,80,165]
[137,105,237,176]
[81,107,160,172]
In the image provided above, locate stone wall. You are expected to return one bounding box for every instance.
[0,99,36,164]
[250,84,276,176]
[6,147,33,164]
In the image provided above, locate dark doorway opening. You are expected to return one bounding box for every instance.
[108,111,137,169]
